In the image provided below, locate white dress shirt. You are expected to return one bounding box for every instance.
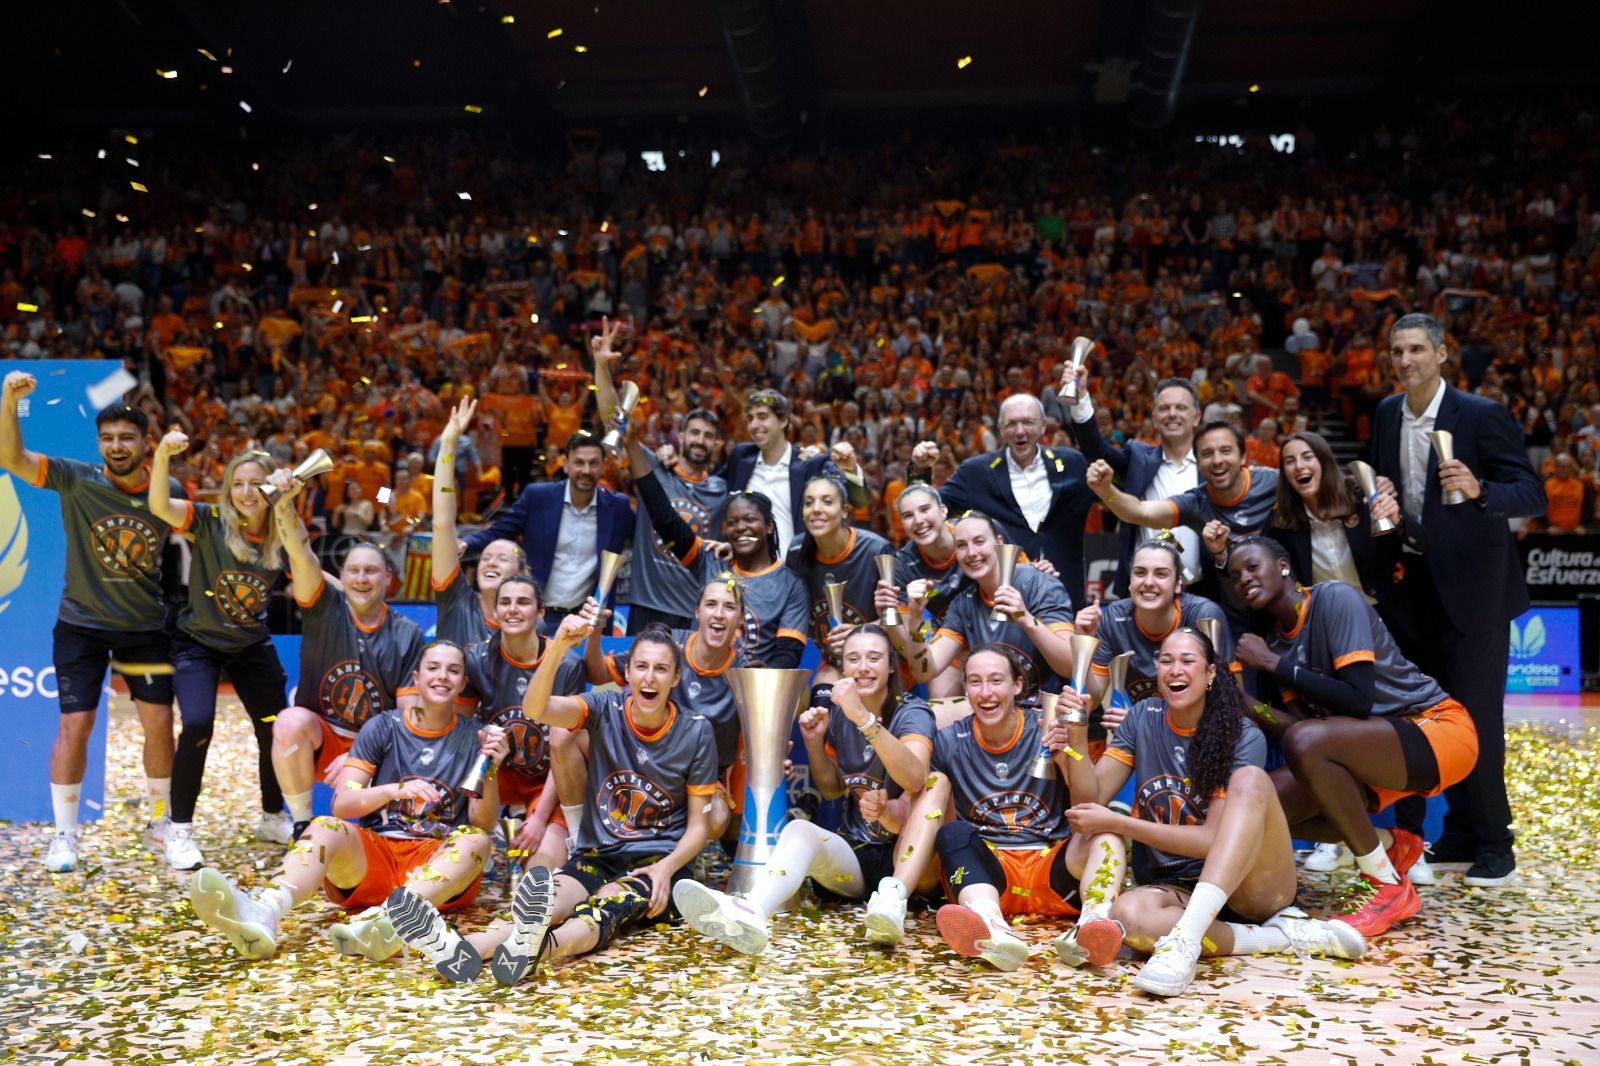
[1073,397,1201,576]
[749,444,795,559]
[1308,515,1372,601]
[544,481,599,609]
[1006,446,1052,532]
[1400,378,1446,523]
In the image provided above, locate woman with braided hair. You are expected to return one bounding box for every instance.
[1056,626,1367,997]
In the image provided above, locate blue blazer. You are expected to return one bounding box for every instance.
[938,445,1096,610]
[1371,386,1544,634]
[463,480,633,593]
[1068,412,1175,597]
[718,442,869,518]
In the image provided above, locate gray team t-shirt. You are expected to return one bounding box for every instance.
[1091,593,1233,704]
[1165,467,1279,535]
[433,565,497,648]
[787,527,894,651]
[574,689,718,863]
[1266,581,1449,716]
[937,565,1076,696]
[931,709,1072,849]
[174,501,281,653]
[31,456,183,631]
[464,635,586,782]
[629,457,728,619]
[296,577,425,738]
[346,707,486,840]
[824,695,936,846]
[1107,698,1267,881]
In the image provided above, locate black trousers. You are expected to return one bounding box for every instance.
[1400,565,1514,853]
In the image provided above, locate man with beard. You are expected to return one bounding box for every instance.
[463,430,632,634]
[1,372,186,872]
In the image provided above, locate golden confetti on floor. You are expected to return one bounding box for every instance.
[3,699,1599,1065]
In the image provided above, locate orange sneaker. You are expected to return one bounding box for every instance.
[1385,828,1424,877]
[1334,874,1421,937]
[1073,917,1126,967]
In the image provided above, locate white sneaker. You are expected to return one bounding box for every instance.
[143,816,171,851]
[1132,926,1203,997]
[936,904,1030,972]
[44,829,80,872]
[1408,852,1437,886]
[329,907,403,962]
[862,876,907,946]
[255,811,294,846]
[1303,842,1353,872]
[673,880,770,955]
[1266,912,1368,960]
[165,823,204,870]
[385,886,482,982]
[189,868,279,960]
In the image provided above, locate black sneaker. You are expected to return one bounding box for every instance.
[385,886,483,982]
[1425,835,1477,871]
[1463,849,1516,887]
[492,865,555,986]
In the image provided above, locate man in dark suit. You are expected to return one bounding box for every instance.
[919,393,1096,609]
[1067,374,1203,595]
[717,389,869,560]
[1372,313,1544,886]
[464,430,632,631]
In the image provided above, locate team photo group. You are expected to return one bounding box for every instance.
[3,300,1539,1001]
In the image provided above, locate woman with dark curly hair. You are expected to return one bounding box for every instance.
[1056,627,1367,997]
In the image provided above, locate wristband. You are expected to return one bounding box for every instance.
[858,720,883,742]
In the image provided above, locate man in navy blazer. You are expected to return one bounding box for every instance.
[1067,375,1204,596]
[921,392,1096,610]
[1372,313,1544,886]
[717,389,870,559]
[463,430,632,626]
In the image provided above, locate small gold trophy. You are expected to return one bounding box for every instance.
[875,555,902,628]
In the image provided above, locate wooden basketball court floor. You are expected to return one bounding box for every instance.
[1,696,1596,1065]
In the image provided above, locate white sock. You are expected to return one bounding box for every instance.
[561,804,585,839]
[1225,922,1291,956]
[877,875,908,899]
[1079,902,1110,925]
[51,782,80,833]
[284,790,313,823]
[1354,844,1400,885]
[962,894,1007,927]
[146,777,172,821]
[256,885,294,918]
[1173,881,1230,945]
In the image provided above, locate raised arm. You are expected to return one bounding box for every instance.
[634,463,702,564]
[269,469,322,605]
[1085,458,1179,528]
[147,429,191,528]
[521,610,597,729]
[0,371,44,479]
[431,396,475,579]
[590,315,625,436]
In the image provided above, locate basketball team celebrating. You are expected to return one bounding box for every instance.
[2,310,1542,998]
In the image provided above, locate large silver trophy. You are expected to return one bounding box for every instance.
[990,543,1022,621]
[1430,430,1464,505]
[260,448,334,501]
[1061,336,1094,404]
[600,381,641,457]
[726,668,811,898]
[1349,460,1396,534]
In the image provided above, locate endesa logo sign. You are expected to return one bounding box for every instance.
[1505,606,1580,694]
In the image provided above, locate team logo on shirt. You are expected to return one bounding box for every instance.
[737,603,765,655]
[970,788,1054,836]
[810,597,866,649]
[387,773,457,837]
[653,496,713,560]
[215,570,271,624]
[320,660,384,729]
[488,707,550,776]
[596,770,672,837]
[1134,772,1204,828]
[1127,675,1160,703]
[90,513,161,577]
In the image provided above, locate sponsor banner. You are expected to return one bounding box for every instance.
[1505,606,1581,695]
[0,361,132,823]
[1519,533,1600,602]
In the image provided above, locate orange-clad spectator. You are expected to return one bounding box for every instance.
[539,373,587,458]
[349,444,391,505]
[385,466,429,534]
[1245,418,1282,468]
[1542,452,1590,534]
[1244,354,1300,426]
[1285,317,1329,414]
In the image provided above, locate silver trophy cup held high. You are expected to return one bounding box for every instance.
[1061,336,1094,404]
[600,381,641,457]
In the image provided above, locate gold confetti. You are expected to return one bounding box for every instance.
[130,182,148,193]
[464,104,483,113]
[956,55,973,70]
[547,27,563,38]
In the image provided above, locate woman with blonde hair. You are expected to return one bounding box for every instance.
[150,438,293,870]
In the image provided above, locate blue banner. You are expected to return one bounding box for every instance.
[1505,605,1581,694]
[0,361,141,823]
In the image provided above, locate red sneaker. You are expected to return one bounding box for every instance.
[1073,917,1126,967]
[1334,874,1421,937]
[1385,828,1424,877]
